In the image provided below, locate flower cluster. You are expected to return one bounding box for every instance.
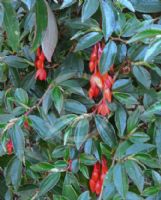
[6,139,13,155]
[89,157,108,195]
[34,47,47,81]
[88,43,115,116]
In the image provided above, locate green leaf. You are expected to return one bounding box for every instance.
[142,186,160,196]
[95,115,117,147]
[141,101,161,122]
[0,3,4,27]
[2,0,20,51]
[125,160,144,192]
[126,192,142,200]
[63,185,78,200]
[15,88,29,105]
[112,79,132,91]
[32,0,48,50]
[5,157,22,190]
[80,165,89,179]
[155,120,161,160]
[80,153,97,165]
[129,132,150,143]
[119,0,135,12]
[133,66,151,89]
[78,191,90,200]
[30,162,55,172]
[129,0,161,13]
[128,29,161,43]
[81,0,99,22]
[60,0,76,9]
[75,32,103,51]
[10,125,25,161]
[127,109,140,133]
[113,92,138,105]
[3,56,29,69]
[144,39,161,62]
[100,41,117,74]
[39,172,60,196]
[135,154,159,169]
[74,119,89,150]
[152,170,161,186]
[64,99,87,114]
[113,163,128,199]
[100,0,116,41]
[126,143,155,155]
[52,86,64,114]
[115,105,127,137]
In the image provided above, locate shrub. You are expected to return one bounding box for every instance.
[0,0,161,199]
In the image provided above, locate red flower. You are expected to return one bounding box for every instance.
[6,139,13,155]
[90,72,103,89]
[24,119,29,129]
[68,159,72,171]
[97,99,110,116]
[88,85,99,99]
[35,68,47,81]
[104,88,112,103]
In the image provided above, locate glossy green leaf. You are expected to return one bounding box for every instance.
[125,160,144,192]
[128,29,161,43]
[133,66,151,88]
[95,115,117,147]
[2,0,20,51]
[113,92,138,105]
[32,0,48,50]
[62,185,78,200]
[129,132,150,143]
[52,86,64,114]
[129,0,161,13]
[64,99,87,114]
[100,0,116,41]
[80,153,97,165]
[82,0,99,22]
[2,56,29,69]
[15,88,29,105]
[39,172,60,196]
[100,41,117,74]
[152,170,161,186]
[127,109,140,133]
[10,125,25,161]
[30,162,55,172]
[60,0,76,9]
[78,191,90,200]
[113,163,128,199]
[115,105,127,137]
[75,32,103,51]
[119,0,135,12]
[142,186,160,196]
[126,143,155,155]
[74,119,89,150]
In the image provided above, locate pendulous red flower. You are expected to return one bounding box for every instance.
[6,139,13,155]
[35,68,47,81]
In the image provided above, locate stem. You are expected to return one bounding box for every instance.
[110,36,128,44]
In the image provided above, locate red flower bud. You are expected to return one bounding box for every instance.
[35,68,47,81]
[95,180,102,195]
[89,179,96,193]
[39,51,45,62]
[6,139,13,155]
[104,88,112,103]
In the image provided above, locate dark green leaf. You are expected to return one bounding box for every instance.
[2,0,20,51]
[125,160,144,192]
[127,109,140,133]
[62,185,78,200]
[3,56,29,69]
[75,32,103,51]
[115,105,127,137]
[64,99,87,114]
[113,92,138,105]
[126,143,155,155]
[52,86,64,114]
[10,125,25,161]
[32,0,48,50]
[128,29,161,43]
[133,66,151,89]
[74,119,89,150]
[129,0,161,13]
[82,0,99,22]
[95,115,117,148]
[80,153,97,165]
[113,163,128,199]
[39,173,60,196]
[119,0,135,12]
[100,41,117,74]
[129,132,150,143]
[15,88,28,105]
[30,162,55,172]
[78,191,90,200]
[142,186,160,196]
[100,0,116,41]
[152,170,161,186]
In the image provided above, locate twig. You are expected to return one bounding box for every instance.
[110,36,128,44]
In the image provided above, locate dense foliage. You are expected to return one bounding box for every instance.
[0,0,161,199]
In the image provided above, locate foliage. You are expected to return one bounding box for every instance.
[0,0,161,199]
